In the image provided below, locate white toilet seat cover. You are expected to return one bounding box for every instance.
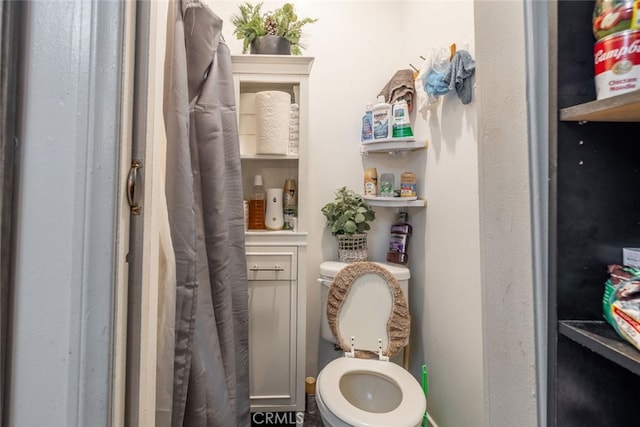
[317,357,426,427]
[327,261,410,358]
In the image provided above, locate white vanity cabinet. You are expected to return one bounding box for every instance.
[231,55,313,414]
[246,246,298,411]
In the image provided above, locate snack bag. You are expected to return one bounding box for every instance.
[603,264,640,350]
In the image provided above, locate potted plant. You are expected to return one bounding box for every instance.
[321,187,376,263]
[231,2,317,55]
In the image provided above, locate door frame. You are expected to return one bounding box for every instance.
[4,1,137,425]
[0,1,22,424]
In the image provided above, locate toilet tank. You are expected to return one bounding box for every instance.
[318,261,410,344]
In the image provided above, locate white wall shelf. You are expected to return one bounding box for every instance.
[362,195,427,208]
[240,154,299,160]
[360,138,428,154]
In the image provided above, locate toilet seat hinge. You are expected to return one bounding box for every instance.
[378,339,389,361]
[345,336,356,358]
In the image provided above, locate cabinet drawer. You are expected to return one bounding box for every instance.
[246,247,297,281]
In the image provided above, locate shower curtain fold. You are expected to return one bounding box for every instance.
[163,0,250,425]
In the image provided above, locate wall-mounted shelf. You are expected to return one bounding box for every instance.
[240,154,299,160]
[360,138,428,154]
[559,90,640,122]
[558,320,640,376]
[362,195,427,208]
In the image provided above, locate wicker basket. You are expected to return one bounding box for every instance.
[337,233,369,263]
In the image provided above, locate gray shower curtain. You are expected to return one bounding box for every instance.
[163,0,250,426]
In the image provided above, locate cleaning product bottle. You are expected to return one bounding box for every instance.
[392,99,413,138]
[361,103,373,142]
[386,211,412,265]
[372,95,392,140]
[248,174,266,230]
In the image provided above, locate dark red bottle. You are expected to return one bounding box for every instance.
[386,211,412,265]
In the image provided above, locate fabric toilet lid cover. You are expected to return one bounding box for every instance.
[327,261,410,359]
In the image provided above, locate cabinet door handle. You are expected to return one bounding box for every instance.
[249,265,284,272]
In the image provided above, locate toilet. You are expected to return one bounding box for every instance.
[316,261,426,427]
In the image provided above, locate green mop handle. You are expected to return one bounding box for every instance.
[422,364,428,427]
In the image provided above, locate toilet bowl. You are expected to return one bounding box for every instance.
[315,261,426,427]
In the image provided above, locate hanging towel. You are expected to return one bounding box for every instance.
[378,69,416,110]
[415,47,450,120]
[443,50,476,105]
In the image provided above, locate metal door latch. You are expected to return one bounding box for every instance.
[127,160,142,215]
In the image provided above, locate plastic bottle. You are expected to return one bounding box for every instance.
[386,211,412,265]
[248,174,266,230]
[372,95,392,140]
[379,173,395,197]
[305,376,317,416]
[364,167,378,196]
[361,103,374,142]
[392,99,413,138]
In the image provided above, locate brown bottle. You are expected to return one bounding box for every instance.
[386,211,412,265]
[248,175,265,230]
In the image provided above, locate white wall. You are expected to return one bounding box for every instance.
[210,1,492,426]
[475,1,538,426]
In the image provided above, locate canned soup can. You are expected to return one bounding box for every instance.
[594,29,640,100]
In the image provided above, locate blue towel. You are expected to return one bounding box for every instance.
[424,69,450,98]
[443,50,476,104]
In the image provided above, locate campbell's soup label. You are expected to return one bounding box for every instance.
[594,30,640,99]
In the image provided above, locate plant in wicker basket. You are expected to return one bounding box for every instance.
[321,187,376,263]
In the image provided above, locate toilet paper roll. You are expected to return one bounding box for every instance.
[239,114,256,135]
[239,93,257,114]
[239,134,256,155]
[255,91,291,155]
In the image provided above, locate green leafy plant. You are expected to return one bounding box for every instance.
[231,2,317,55]
[321,187,376,236]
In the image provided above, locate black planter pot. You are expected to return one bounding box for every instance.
[250,35,291,55]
